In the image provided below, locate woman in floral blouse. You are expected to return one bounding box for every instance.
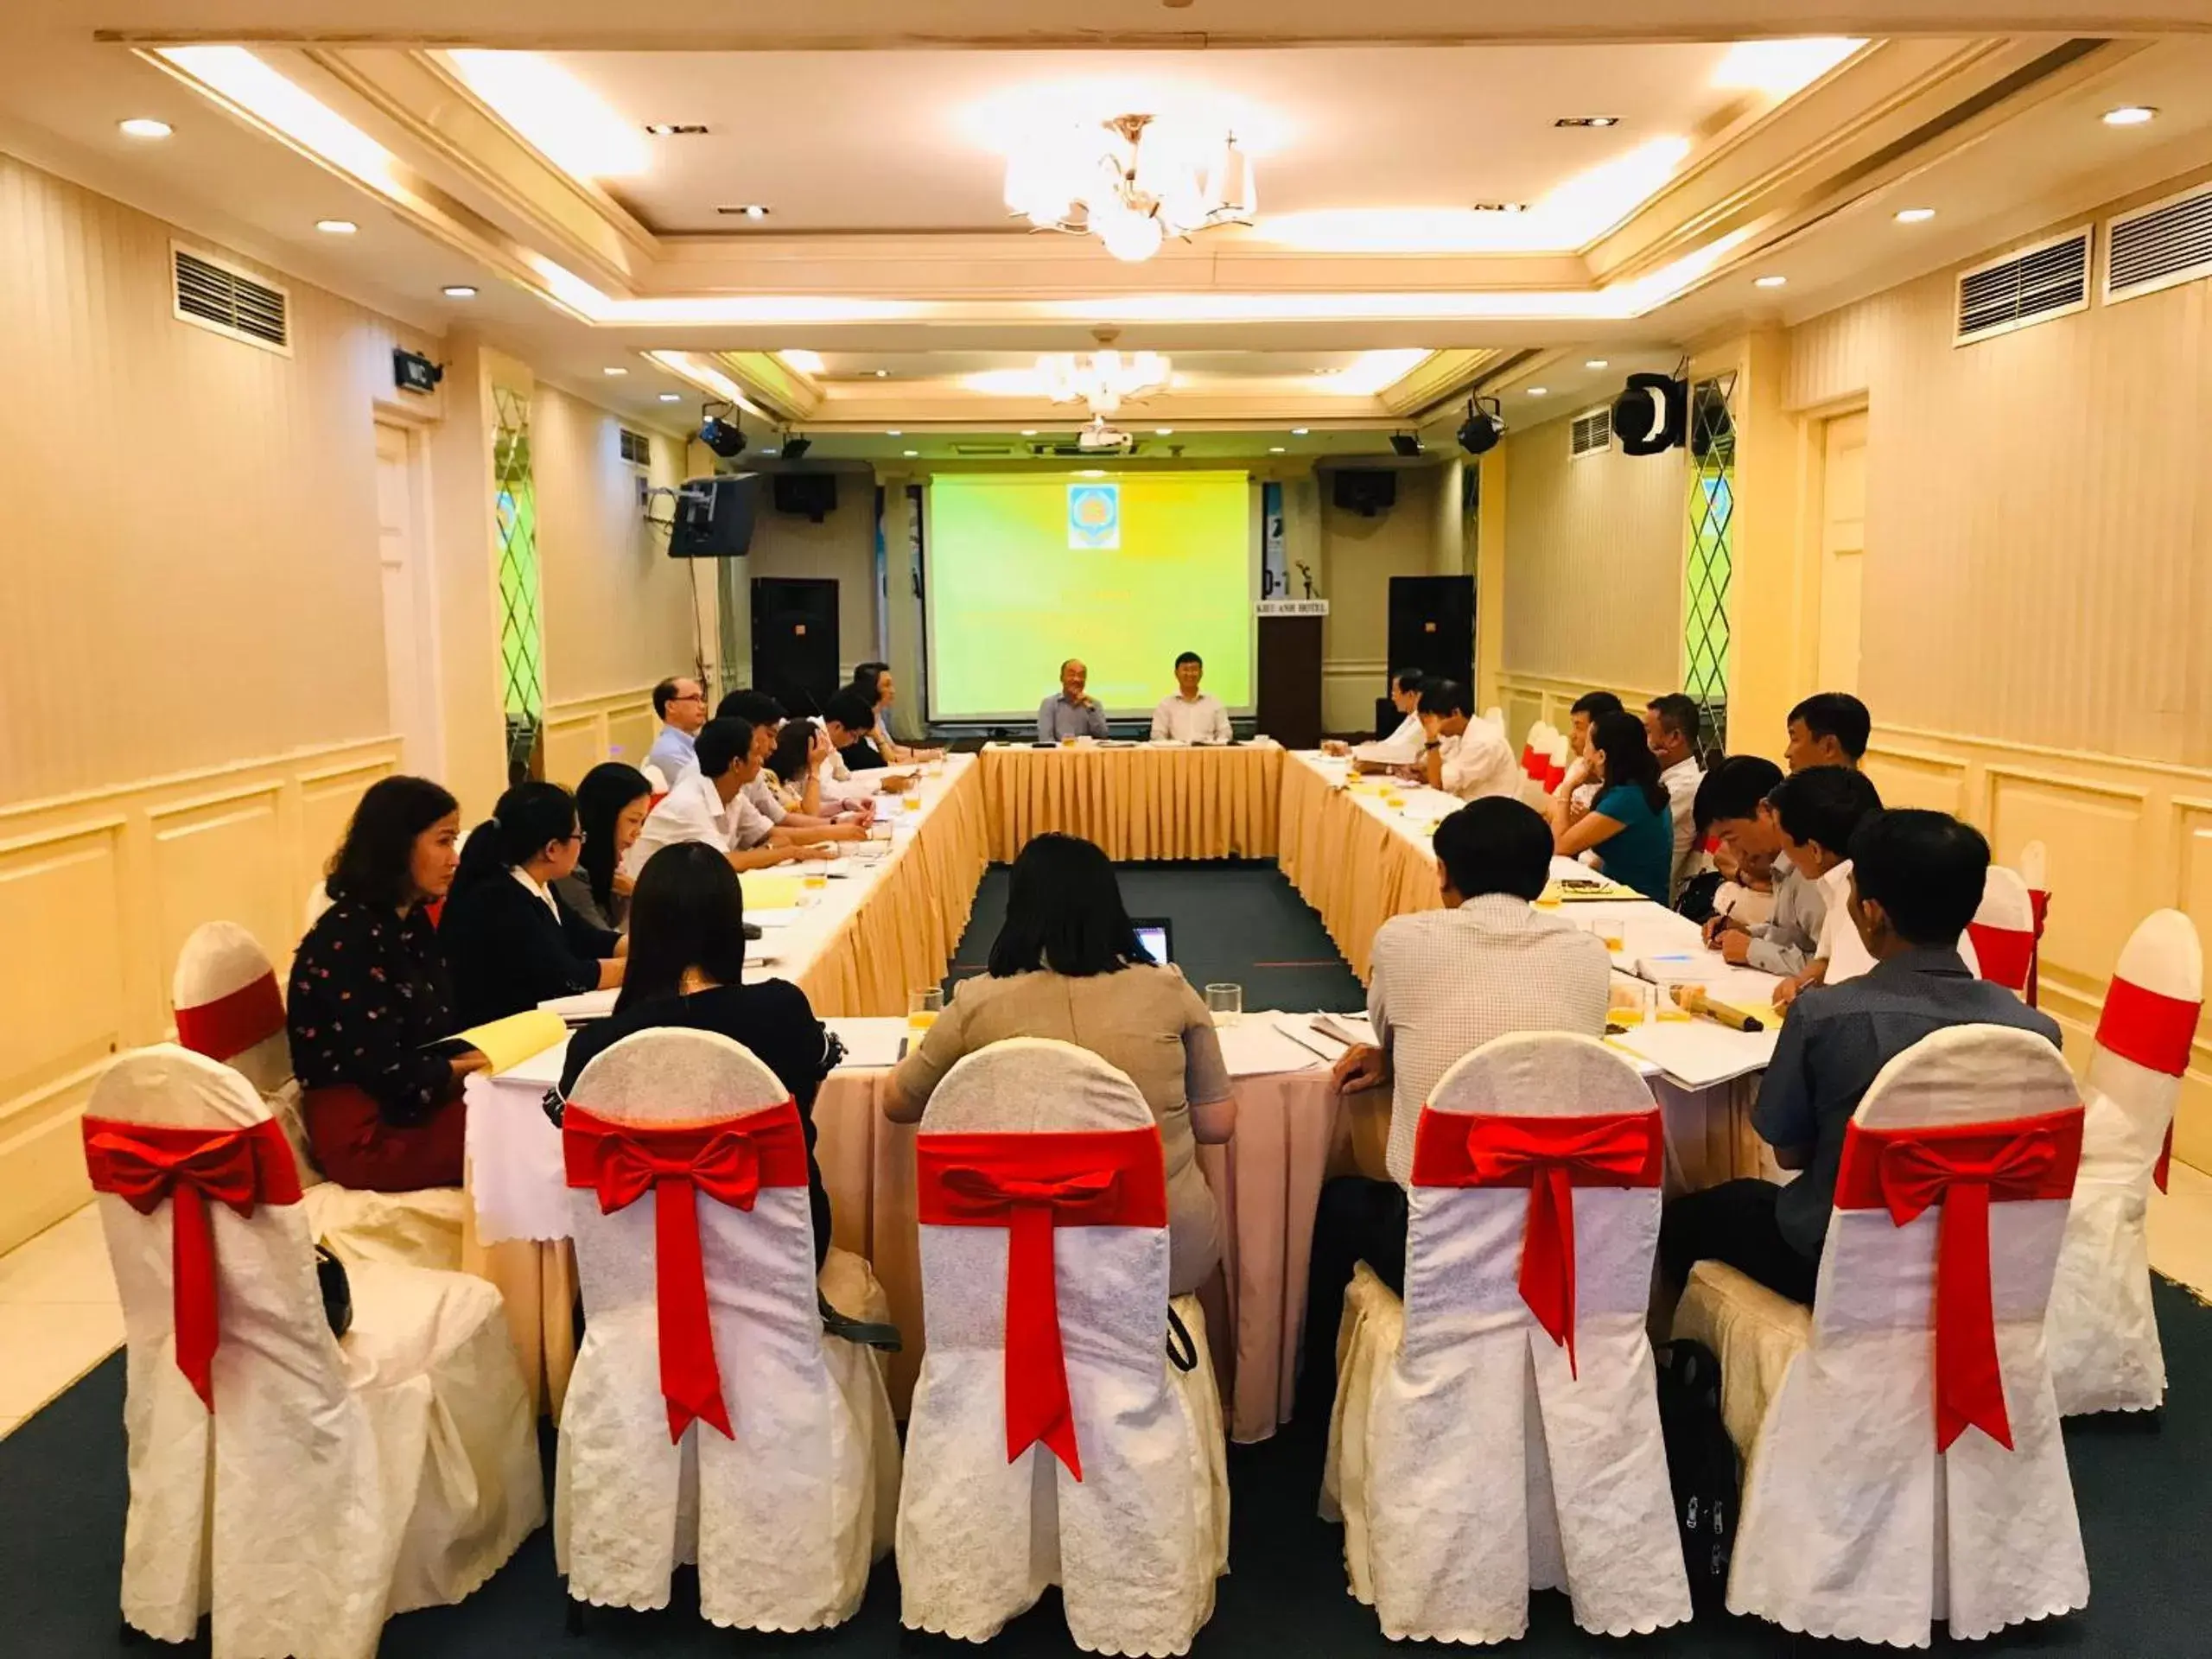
[288,776,486,1190]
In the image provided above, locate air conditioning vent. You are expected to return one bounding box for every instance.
[1569,406,1611,459]
[617,428,651,465]
[2106,182,2212,303]
[953,443,1020,457]
[171,245,290,354]
[1954,228,2090,346]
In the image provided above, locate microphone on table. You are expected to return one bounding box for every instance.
[1670,985,1766,1032]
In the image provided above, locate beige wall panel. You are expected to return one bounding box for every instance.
[1321,467,1440,734]
[296,759,395,912]
[1985,770,2150,992]
[745,469,881,683]
[148,787,289,1007]
[1861,745,1970,815]
[542,712,604,791]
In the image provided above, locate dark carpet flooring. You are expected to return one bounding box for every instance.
[5,867,2205,1655]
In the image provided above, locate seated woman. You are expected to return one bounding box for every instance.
[554,761,652,932]
[883,832,1234,1295]
[441,781,626,1028]
[1544,709,1675,904]
[288,775,485,1190]
[558,842,838,1263]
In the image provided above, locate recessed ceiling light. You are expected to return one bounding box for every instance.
[1078,469,1107,478]
[1268,446,1286,453]
[874,369,890,378]
[758,447,778,456]
[658,392,682,403]
[1155,428,1174,435]
[1893,207,1936,224]
[1292,427,1310,435]
[644,123,709,136]
[442,283,478,298]
[1554,116,1621,128]
[118,118,172,139]
[716,203,772,219]
[1585,359,1610,369]
[903,449,920,458]
[1526,386,1549,397]
[315,219,357,235]
[2102,105,2157,127]
[603,366,630,377]
[1754,274,1789,289]
[1020,429,1039,436]
[887,429,902,436]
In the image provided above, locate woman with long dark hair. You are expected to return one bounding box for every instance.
[764,719,827,817]
[883,832,1232,1294]
[440,781,625,1027]
[1545,709,1675,902]
[557,843,837,1262]
[555,762,653,931]
[288,775,484,1190]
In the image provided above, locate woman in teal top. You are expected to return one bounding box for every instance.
[1546,709,1675,902]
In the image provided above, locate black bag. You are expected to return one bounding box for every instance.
[1656,1338,1737,1611]
[315,1243,353,1338]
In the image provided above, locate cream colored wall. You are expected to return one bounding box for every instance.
[0,153,427,1249]
[745,467,882,686]
[1319,464,1443,734]
[533,385,700,785]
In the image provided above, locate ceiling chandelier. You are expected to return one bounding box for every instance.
[1037,333,1172,417]
[1005,113,1256,263]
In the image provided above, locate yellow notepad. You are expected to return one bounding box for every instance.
[454,1009,569,1073]
[742,873,807,912]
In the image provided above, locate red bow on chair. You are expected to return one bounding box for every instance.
[1965,924,2037,997]
[81,1116,302,1410]
[563,1101,810,1442]
[2097,975,2202,1195]
[1413,1109,1663,1376]
[173,971,286,1064]
[1835,1109,2082,1452]
[916,1128,1167,1480]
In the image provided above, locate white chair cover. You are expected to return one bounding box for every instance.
[1321,1033,1691,1643]
[552,1027,898,1631]
[640,761,671,793]
[2049,908,2203,1415]
[91,1045,541,1658]
[896,1037,1227,1657]
[1728,1025,2088,1646]
[1967,867,2037,1000]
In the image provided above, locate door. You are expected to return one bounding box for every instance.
[1815,410,1868,693]
[751,577,842,716]
[374,422,441,772]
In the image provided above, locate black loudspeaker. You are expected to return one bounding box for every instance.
[771,471,839,522]
[1332,468,1398,517]
[668,474,759,557]
[1389,434,1424,458]
[1385,574,1475,696]
[1613,373,1688,455]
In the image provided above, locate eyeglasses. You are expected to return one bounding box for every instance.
[669,692,705,704]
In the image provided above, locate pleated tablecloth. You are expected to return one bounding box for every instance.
[982,741,1283,862]
[1276,753,1441,982]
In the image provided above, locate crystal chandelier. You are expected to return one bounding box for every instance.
[1037,334,1172,417]
[1005,113,1256,263]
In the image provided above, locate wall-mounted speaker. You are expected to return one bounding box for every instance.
[1331,468,1399,517]
[1612,373,1687,455]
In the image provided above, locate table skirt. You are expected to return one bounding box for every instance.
[982,744,1282,863]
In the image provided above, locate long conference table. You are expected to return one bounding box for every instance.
[464,744,1783,1441]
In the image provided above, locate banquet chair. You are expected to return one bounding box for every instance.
[2020,842,2051,1007]
[639,760,671,794]
[171,921,467,1272]
[2048,908,2203,1415]
[1967,866,2038,1000]
[1320,1033,1691,1643]
[896,1038,1229,1656]
[86,1045,543,1659]
[1723,1024,2088,1646]
[554,1027,899,1632]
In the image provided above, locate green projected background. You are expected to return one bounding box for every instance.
[925,472,1253,721]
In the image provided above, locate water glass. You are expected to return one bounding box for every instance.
[907,988,944,1033]
[1205,982,1244,1026]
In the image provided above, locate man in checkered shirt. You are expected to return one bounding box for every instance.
[1300,796,1613,1414]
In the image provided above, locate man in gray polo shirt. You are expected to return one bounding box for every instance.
[1037,658,1110,742]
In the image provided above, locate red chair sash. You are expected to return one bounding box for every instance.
[562,1101,810,1442]
[1542,758,1567,791]
[1411,1109,1663,1376]
[916,1128,1167,1481]
[2099,975,2202,1194]
[173,971,285,1063]
[1965,923,2036,995]
[1520,743,1541,779]
[81,1116,302,1410]
[1834,1108,2083,1452]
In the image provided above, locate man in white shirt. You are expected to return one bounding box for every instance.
[1149,651,1233,744]
[622,717,838,878]
[1644,693,1707,900]
[720,690,868,839]
[1344,667,1427,767]
[1299,797,1612,1411]
[645,675,709,783]
[1414,678,1518,800]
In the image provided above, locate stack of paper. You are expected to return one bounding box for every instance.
[741,873,808,910]
[1214,1020,1328,1077]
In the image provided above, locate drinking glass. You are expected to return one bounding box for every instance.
[907,988,944,1033]
[1205,982,1243,1026]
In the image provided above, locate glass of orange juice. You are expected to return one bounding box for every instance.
[907,988,944,1033]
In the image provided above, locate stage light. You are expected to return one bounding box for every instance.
[782,435,813,460]
[699,410,747,458]
[1457,396,1503,455]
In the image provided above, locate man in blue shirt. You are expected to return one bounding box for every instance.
[1658,808,2062,1305]
[645,675,708,783]
[1036,658,1110,742]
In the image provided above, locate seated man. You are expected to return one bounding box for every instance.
[1691,755,1786,931]
[1037,658,1110,742]
[1558,689,1624,811]
[719,690,868,837]
[823,690,888,772]
[1702,761,1876,980]
[1643,693,1706,900]
[1413,677,1517,801]
[1660,808,2061,1306]
[645,675,708,783]
[1150,651,1232,744]
[1300,796,1612,1412]
[1336,666,1427,764]
[1783,690,1871,772]
[622,717,838,877]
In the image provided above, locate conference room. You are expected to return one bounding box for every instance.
[5,3,2212,1653]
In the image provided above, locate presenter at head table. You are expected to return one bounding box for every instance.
[1149,651,1233,745]
[1038,658,1111,743]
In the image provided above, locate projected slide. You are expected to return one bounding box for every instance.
[926,472,1252,721]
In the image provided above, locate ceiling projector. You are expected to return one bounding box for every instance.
[1077,415,1132,450]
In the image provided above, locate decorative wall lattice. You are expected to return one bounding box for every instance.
[492,385,543,780]
[1683,371,1737,754]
